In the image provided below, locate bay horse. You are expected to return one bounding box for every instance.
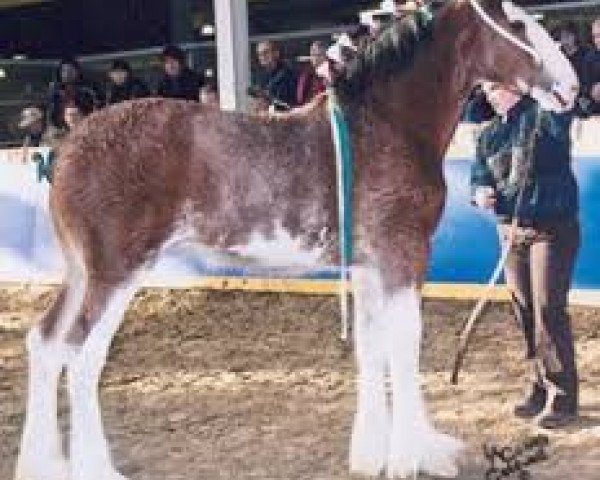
[16,1,578,479]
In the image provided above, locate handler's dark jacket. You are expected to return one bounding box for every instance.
[470,97,578,223]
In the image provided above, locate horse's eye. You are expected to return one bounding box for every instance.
[509,20,526,34]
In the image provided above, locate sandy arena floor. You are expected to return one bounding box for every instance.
[1,286,599,480]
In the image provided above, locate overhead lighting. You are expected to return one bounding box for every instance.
[201,24,215,36]
[13,54,27,60]
[0,68,6,79]
[0,0,51,9]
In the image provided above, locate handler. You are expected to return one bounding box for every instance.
[470,82,580,429]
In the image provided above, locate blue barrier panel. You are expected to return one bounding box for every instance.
[1,147,599,289]
[429,157,600,288]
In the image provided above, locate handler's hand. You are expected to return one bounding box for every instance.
[591,83,600,103]
[474,186,497,210]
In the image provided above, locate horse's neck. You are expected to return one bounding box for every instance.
[352,22,474,164]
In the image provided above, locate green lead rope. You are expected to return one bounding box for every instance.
[327,90,353,340]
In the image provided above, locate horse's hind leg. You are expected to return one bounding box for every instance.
[385,286,462,479]
[65,275,139,480]
[16,266,86,480]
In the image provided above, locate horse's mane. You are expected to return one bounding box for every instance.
[334,11,435,103]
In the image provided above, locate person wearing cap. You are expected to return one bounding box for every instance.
[105,59,149,106]
[156,45,204,102]
[470,83,580,429]
[19,106,46,147]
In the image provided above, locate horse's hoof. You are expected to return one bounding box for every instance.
[349,412,389,476]
[15,455,70,480]
[71,467,128,480]
[386,430,463,479]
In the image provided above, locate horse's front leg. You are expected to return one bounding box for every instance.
[350,264,463,479]
[349,267,390,476]
[385,285,462,479]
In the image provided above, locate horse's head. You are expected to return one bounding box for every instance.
[464,0,579,112]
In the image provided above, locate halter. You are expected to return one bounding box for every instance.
[468,0,542,66]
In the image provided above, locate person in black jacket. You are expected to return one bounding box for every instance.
[251,41,297,110]
[156,45,204,101]
[471,83,580,429]
[47,57,101,129]
[578,17,600,117]
[105,59,149,105]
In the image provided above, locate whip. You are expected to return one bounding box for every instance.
[451,104,543,384]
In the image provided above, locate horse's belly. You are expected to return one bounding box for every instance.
[227,223,326,267]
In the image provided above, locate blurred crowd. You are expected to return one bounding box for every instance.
[19,44,216,148]
[17,1,600,148]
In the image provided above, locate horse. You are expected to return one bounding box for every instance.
[15,1,578,479]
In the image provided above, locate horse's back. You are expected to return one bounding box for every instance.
[50,98,337,273]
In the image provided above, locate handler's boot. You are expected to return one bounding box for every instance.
[538,401,577,429]
[538,373,578,429]
[514,382,546,419]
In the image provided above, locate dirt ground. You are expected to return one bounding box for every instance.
[1,286,599,480]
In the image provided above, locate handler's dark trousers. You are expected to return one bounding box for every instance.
[498,219,580,413]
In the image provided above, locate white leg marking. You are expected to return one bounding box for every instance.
[16,272,86,480]
[385,286,462,479]
[349,268,389,476]
[67,280,138,480]
[15,330,69,480]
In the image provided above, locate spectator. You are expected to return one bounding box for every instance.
[251,40,297,110]
[40,102,86,145]
[471,83,580,429]
[63,103,85,131]
[551,22,588,81]
[156,45,204,101]
[105,59,149,105]
[18,106,46,147]
[296,41,327,106]
[199,82,219,108]
[47,57,100,129]
[579,17,600,117]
